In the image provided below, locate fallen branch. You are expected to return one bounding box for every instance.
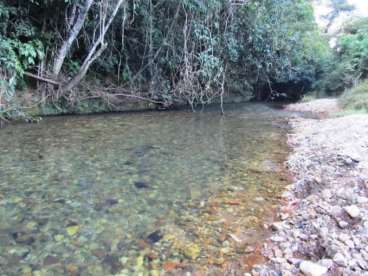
[24,72,60,86]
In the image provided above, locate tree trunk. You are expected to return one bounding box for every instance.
[52,0,94,78]
[62,0,124,92]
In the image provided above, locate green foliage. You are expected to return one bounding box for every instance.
[0,2,44,120]
[339,80,368,112]
[321,17,368,95]
[1,0,330,118]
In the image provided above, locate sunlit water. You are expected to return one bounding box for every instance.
[0,103,294,275]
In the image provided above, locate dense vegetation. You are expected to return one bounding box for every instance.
[0,0,330,121]
[339,80,368,112]
[320,17,368,95]
[314,15,368,113]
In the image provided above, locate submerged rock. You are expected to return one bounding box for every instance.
[66,225,80,236]
[11,232,35,245]
[182,243,201,260]
[92,248,107,259]
[66,264,80,276]
[103,254,123,274]
[43,255,60,266]
[132,144,156,157]
[9,247,30,258]
[146,230,163,244]
[134,181,150,189]
[105,198,119,206]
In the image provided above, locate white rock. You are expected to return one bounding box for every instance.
[254,197,265,202]
[280,213,289,220]
[271,236,285,242]
[300,261,328,276]
[333,253,347,267]
[338,220,349,229]
[344,205,360,218]
[319,259,333,269]
[357,196,368,204]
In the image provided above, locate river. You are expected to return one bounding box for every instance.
[0,103,294,275]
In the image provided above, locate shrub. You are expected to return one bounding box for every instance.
[339,80,368,112]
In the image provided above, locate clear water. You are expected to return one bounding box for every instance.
[0,103,292,275]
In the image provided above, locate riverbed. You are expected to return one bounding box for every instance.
[256,99,368,276]
[0,103,294,275]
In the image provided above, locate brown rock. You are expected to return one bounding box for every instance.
[43,255,60,266]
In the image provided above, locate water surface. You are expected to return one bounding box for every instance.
[0,103,292,275]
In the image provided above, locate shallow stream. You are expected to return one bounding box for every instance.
[0,103,294,275]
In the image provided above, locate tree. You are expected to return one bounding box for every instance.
[322,0,355,32]
[1,0,330,119]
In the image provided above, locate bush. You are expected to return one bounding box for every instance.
[339,80,368,112]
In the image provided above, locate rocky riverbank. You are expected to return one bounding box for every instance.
[254,99,368,276]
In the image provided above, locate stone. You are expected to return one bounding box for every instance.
[54,234,64,242]
[280,213,289,220]
[92,248,107,259]
[151,270,160,276]
[135,254,144,271]
[66,264,80,276]
[357,196,368,204]
[33,270,47,276]
[21,266,32,276]
[343,205,360,218]
[11,232,35,245]
[43,255,59,266]
[255,197,265,202]
[271,222,284,231]
[333,253,347,267]
[337,221,349,229]
[146,230,163,244]
[103,255,123,274]
[134,181,150,189]
[319,259,333,269]
[66,225,80,236]
[183,243,201,260]
[213,257,225,265]
[271,236,285,242]
[105,198,119,206]
[299,261,328,276]
[25,221,38,231]
[357,258,368,270]
[9,247,30,258]
[244,216,259,225]
[244,245,256,253]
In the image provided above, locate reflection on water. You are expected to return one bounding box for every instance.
[0,103,292,275]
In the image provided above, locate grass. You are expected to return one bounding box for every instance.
[339,80,368,113]
[301,93,318,103]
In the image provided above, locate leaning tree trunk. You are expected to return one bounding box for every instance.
[52,0,94,78]
[62,0,124,92]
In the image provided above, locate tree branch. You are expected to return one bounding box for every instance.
[24,72,60,86]
[52,0,94,77]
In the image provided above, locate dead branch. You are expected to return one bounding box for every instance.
[24,72,61,86]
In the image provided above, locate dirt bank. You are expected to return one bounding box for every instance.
[253,99,368,275]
